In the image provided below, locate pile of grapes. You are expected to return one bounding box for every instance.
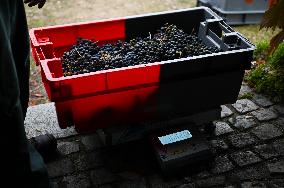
[61,23,220,76]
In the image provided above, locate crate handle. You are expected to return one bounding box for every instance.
[198,20,242,51]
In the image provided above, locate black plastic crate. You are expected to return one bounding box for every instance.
[30,7,255,132]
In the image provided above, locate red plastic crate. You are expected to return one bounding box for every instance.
[29,7,254,132]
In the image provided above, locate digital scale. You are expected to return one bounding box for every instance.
[97,108,218,174]
[149,125,213,174]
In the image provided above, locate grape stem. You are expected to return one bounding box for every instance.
[75,47,83,57]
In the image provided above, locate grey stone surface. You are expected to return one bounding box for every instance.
[230,151,262,167]
[273,117,284,129]
[178,183,196,188]
[23,89,284,187]
[90,168,117,186]
[273,104,284,115]
[214,121,234,136]
[81,133,103,151]
[251,108,278,122]
[221,105,233,118]
[196,170,211,179]
[195,171,211,179]
[228,133,256,148]
[50,181,59,188]
[112,179,148,188]
[210,139,229,152]
[238,84,253,96]
[196,176,225,187]
[254,144,279,159]
[148,174,181,188]
[241,181,267,188]
[24,103,77,139]
[232,115,257,130]
[73,152,104,171]
[269,179,284,188]
[211,155,235,174]
[46,158,75,178]
[252,94,273,107]
[252,124,283,140]
[62,173,91,188]
[228,165,269,181]
[273,139,284,155]
[267,160,284,175]
[116,171,144,181]
[232,99,259,114]
[57,141,80,155]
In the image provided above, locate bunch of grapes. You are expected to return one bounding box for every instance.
[61,23,220,76]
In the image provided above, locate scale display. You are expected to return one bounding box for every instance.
[158,130,192,145]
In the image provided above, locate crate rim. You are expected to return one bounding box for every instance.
[31,6,255,82]
[29,6,220,47]
[41,45,254,82]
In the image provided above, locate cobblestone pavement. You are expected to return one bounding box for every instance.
[25,83,284,188]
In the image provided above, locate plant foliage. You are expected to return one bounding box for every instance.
[260,0,284,54]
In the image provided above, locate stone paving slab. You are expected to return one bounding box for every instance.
[24,84,284,188]
[214,121,234,136]
[232,99,259,114]
[24,103,77,139]
[252,124,283,140]
[230,115,257,130]
[251,108,278,122]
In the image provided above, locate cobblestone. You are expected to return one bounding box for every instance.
[62,173,91,188]
[46,158,75,178]
[269,179,284,188]
[228,165,269,181]
[232,99,259,114]
[238,84,253,96]
[273,139,284,155]
[273,104,284,115]
[232,115,257,130]
[241,181,267,188]
[267,160,284,175]
[57,141,80,155]
[254,144,279,159]
[230,151,261,167]
[50,181,59,188]
[221,105,233,118]
[147,174,181,188]
[224,186,236,188]
[211,155,234,174]
[73,152,104,171]
[252,124,283,140]
[111,178,148,188]
[196,176,225,187]
[252,94,273,107]
[81,133,103,151]
[214,121,234,136]
[228,133,256,148]
[273,117,284,129]
[195,171,211,179]
[210,139,229,152]
[178,183,196,188]
[24,83,284,187]
[251,108,278,122]
[90,168,117,186]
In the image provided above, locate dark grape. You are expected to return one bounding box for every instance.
[61,23,220,76]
